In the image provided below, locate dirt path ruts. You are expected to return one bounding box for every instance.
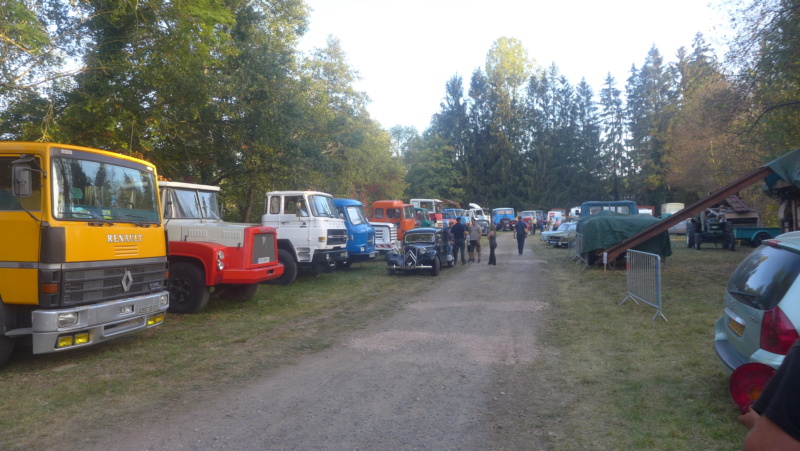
[93,232,550,450]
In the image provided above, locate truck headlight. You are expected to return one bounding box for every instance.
[57,312,79,328]
[217,250,225,270]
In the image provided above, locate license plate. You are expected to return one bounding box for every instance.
[257,257,271,264]
[728,317,745,337]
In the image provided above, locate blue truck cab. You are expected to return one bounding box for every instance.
[334,198,377,266]
[580,200,638,218]
[492,207,516,229]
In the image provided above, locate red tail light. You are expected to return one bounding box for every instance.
[729,362,776,412]
[760,306,799,355]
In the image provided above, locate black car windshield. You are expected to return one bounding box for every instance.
[405,233,435,244]
[727,245,800,310]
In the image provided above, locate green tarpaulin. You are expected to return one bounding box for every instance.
[577,211,673,258]
[765,147,800,193]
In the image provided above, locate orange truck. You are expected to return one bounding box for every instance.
[370,200,416,240]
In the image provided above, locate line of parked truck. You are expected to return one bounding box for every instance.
[0,141,510,367]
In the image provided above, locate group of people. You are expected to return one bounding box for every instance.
[443,217,499,265]
[443,215,535,266]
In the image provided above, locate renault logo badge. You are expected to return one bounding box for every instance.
[121,269,133,292]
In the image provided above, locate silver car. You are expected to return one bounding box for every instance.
[714,232,800,411]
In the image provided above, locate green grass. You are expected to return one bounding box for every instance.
[528,237,749,450]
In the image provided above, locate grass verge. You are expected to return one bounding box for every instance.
[527,236,749,450]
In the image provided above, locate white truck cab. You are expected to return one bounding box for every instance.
[262,191,348,285]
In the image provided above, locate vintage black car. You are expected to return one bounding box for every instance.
[385,227,452,276]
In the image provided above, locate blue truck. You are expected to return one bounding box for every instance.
[334,198,377,267]
[580,200,638,218]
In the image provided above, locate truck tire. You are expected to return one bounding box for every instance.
[265,249,298,286]
[336,259,353,269]
[217,284,259,302]
[0,336,12,367]
[168,262,211,314]
[752,232,770,247]
[430,256,441,276]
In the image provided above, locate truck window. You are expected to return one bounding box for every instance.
[403,206,414,219]
[269,196,281,214]
[283,196,302,215]
[0,156,42,211]
[374,208,384,219]
[346,205,367,225]
[52,157,158,222]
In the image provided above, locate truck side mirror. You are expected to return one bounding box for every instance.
[12,165,32,197]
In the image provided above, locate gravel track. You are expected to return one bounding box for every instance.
[93,232,550,450]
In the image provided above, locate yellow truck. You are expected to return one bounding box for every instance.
[0,142,169,366]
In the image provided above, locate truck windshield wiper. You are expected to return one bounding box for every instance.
[88,219,115,227]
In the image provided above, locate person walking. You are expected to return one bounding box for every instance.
[442,220,454,266]
[487,223,497,265]
[469,218,482,263]
[450,216,467,265]
[513,216,528,255]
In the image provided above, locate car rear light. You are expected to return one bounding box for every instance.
[760,306,799,355]
[729,362,776,412]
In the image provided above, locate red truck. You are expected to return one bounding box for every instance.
[160,181,283,313]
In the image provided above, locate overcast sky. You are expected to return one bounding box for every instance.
[299,0,730,132]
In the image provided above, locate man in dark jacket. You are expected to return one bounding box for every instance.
[513,216,528,255]
[450,217,467,265]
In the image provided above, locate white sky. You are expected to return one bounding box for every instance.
[300,0,730,132]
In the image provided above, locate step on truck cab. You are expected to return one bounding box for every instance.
[159,181,284,313]
[262,191,348,285]
[0,142,169,367]
[333,198,377,266]
[370,200,416,240]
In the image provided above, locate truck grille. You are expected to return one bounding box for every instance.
[327,229,348,245]
[62,262,167,306]
[251,231,277,265]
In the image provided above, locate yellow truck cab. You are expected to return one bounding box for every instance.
[0,142,169,366]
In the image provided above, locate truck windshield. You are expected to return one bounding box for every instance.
[170,189,221,219]
[52,157,159,223]
[308,195,337,218]
[346,205,368,225]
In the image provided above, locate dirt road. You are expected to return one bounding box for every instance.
[94,232,552,450]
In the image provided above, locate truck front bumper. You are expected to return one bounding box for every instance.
[220,263,285,285]
[28,291,169,355]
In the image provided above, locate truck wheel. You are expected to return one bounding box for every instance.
[430,256,441,276]
[387,267,395,276]
[168,262,210,314]
[336,259,353,269]
[0,336,12,367]
[218,284,259,302]
[752,232,770,247]
[265,249,298,286]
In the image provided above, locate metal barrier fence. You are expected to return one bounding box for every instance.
[568,232,584,264]
[620,250,667,321]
